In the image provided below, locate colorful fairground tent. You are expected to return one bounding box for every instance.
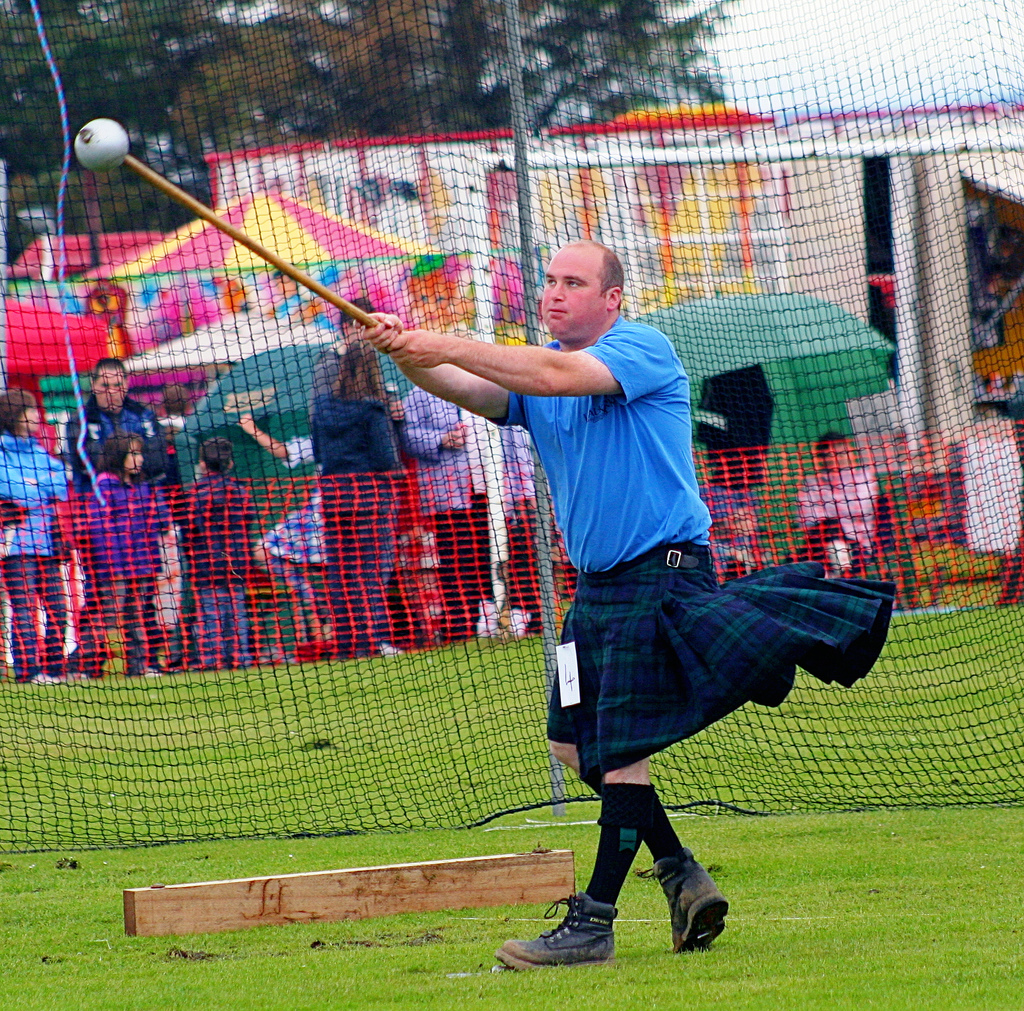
[2,299,114,389]
[86,191,437,278]
[83,191,445,351]
[9,193,458,359]
[125,313,331,372]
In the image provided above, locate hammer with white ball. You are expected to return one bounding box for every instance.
[74,118,378,328]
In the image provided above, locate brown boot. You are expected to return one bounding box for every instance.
[653,848,728,952]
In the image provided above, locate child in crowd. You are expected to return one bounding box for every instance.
[78,434,172,678]
[260,488,330,655]
[184,437,259,669]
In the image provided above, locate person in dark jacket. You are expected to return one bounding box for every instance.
[184,438,258,669]
[65,358,167,492]
[76,434,172,678]
[0,390,70,684]
[311,340,403,658]
[400,388,493,644]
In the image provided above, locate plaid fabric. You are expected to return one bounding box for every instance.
[548,553,894,780]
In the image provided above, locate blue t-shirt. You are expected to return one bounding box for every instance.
[504,316,711,572]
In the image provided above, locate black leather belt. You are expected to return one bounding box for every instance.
[665,547,701,569]
[587,541,709,578]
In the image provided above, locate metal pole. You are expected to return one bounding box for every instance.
[503,0,566,815]
[890,156,927,448]
[460,158,512,636]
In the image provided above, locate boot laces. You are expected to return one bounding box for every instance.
[539,895,578,938]
[543,896,573,920]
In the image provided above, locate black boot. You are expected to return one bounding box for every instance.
[653,848,728,952]
[495,892,616,970]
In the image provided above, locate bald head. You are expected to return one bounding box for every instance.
[560,240,624,294]
[541,242,624,347]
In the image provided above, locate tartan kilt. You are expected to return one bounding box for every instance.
[548,551,894,780]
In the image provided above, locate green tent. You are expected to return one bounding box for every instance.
[177,342,411,482]
[639,293,893,445]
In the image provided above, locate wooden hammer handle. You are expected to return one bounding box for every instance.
[123,154,378,328]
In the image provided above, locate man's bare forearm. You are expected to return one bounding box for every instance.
[393,361,510,418]
[440,339,619,398]
[383,331,620,399]
[362,315,619,409]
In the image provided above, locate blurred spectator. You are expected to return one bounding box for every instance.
[241,299,411,656]
[311,341,404,658]
[0,390,70,684]
[260,487,329,653]
[704,486,765,581]
[76,435,173,678]
[235,415,328,654]
[237,411,315,471]
[238,300,402,469]
[152,382,194,669]
[309,298,378,406]
[797,432,879,577]
[401,390,495,643]
[156,382,193,494]
[65,358,167,492]
[387,483,445,651]
[184,437,259,669]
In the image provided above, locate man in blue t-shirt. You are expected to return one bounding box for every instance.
[361,241,728,968]
[362,240,894,971]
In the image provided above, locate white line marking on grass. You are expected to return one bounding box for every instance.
[484,820,597,830]
[460,917,937,925]
[486,809,704,831]
[459,917,660,923]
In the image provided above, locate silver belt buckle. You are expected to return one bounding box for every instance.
[666,548,699,569]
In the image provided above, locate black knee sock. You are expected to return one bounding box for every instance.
[580,770,683,864]
[581,768,603,795]
[645,797,684,862]
[585,783,654,905]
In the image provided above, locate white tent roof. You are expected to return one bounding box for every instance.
[126,313,331,371]
[962,153,1024,207]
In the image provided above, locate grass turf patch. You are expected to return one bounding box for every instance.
[2,606,1024,849]
[1,806,1022,1010]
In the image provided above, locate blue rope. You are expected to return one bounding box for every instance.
[28,0,103,497]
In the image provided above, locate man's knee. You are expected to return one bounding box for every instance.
[549,739,579,774]
[603,758,650,785]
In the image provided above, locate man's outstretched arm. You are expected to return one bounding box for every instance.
[362,317,621,418]
[390,360,511,419]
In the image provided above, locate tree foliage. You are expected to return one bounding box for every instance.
[1,0,724,257]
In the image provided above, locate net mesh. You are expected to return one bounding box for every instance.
[2,0,1024,850]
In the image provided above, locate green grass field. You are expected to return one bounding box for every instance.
[1,805,1022,1010]
[2,606,1024,1007]
[2,607,1023,849]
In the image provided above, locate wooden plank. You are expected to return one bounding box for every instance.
[123,849,574,937]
